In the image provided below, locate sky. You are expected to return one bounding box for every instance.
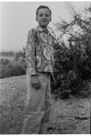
[0,1,90,52]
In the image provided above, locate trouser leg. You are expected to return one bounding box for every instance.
[22,73,49,134]
[39,74,52,134]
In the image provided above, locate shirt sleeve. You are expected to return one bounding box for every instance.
[25,29,36,75]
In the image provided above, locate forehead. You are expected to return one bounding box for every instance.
[37,8,51,15]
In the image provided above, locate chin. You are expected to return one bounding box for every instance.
[40,25,47,28]
[40,23,49,27]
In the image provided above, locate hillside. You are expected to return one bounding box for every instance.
[0,75,90,134]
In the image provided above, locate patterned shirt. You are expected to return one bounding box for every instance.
[25,25,55,75]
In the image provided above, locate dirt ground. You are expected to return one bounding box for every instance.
[0,75,90,134]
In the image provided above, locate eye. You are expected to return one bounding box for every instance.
[39,14,43,17]
[45,14,49,17]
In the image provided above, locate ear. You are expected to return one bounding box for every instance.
[50,18,52,22]
[36,17,38,22]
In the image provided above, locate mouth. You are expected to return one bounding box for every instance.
[42,20,47,22]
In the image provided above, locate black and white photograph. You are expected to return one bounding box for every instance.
[0,0,91,134]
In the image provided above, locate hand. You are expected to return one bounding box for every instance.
[31,75,41,89]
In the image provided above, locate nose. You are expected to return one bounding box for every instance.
[42,15,46,18]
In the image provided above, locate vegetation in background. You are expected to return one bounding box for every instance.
[0,51,15,56]
[52,3,91,98]
[0,48,27,78]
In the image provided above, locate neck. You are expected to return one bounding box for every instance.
[41,26,47,30]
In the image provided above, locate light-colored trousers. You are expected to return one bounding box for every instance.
[22,72,52,134]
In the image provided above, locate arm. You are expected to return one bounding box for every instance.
[25,29,36,75]
[25,29,41,89]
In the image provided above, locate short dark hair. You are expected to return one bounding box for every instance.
[36,5,51,16]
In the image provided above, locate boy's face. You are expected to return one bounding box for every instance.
[36,8,51,28]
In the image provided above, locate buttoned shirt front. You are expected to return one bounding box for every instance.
[25,25,54,75]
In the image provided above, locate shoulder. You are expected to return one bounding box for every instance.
[27,27,37,39]
[27,28,35,35]
[47,27,55,38]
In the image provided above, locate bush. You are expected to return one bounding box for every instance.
[0,60,27,78]
[52,41,91,99]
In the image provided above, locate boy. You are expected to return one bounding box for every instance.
[22,5,55,134]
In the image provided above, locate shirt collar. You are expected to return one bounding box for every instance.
[36,25,51,35]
